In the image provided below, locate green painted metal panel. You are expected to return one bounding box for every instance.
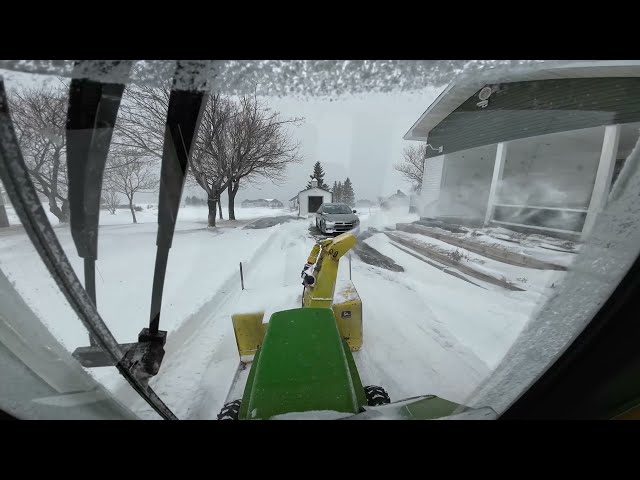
[241,308,360,419]
[342,338,367,408]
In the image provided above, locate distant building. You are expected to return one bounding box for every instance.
[266,198,283,208]
[241,198,283,208]
[379,190,410,210]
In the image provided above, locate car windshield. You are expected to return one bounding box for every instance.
[323,204,352,214]
[1,60,639,420]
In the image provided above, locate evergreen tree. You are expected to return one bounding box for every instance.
[306,161,329,189]
[185,196,192,206]
[342,177,355,206]
[335,181,343,203]
[331,181,339,202]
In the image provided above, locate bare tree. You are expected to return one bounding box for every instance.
[113,84,303,224]
[114,83,228,224]
[224,93,303,220]
[395,144,427,193]
[9,85,70,223]
[103,189,120,214]
[189,94,235,227]
[115,83,170,159]
[105,151,158,223]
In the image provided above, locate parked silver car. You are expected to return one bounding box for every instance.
[315,203,360,234]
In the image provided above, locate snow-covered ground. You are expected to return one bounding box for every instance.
[5,203,293,227]
[0,203,574,419]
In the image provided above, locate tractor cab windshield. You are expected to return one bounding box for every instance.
[1,60,640,420]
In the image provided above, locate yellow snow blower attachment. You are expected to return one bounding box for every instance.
[232,232,363,362]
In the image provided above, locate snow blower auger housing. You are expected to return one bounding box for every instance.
[231,232,363,362]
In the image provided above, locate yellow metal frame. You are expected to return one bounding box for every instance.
[232,232,363,360]
[231,312,268,359]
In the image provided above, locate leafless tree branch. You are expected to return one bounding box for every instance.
[395,144,427,193]
[104,150,158,223]
[103,189,120,214]
[110,82,304,225]
[8,84,70,222]
[223,92,303,219]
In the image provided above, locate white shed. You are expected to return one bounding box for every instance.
[297,179,333,217]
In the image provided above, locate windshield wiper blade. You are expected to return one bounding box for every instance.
[0,75,177,420]
[66,60,133,345]
[149,63,209,336]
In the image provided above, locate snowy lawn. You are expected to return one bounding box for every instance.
[0,205,297,396]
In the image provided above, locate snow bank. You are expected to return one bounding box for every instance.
[360,233,544,370]
[3,204,293,227]
[389,231,566,294]
[463,227,579,268]
[177,206,291,222]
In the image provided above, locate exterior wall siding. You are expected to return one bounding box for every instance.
[419,155,444,216]
[425,77,640,159]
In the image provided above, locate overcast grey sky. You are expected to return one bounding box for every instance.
[1,69,443,205]
[236,89,442,203]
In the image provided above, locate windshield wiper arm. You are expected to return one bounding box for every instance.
[149,63,209,335]
[0,71,177,420]
[66,61,133,345]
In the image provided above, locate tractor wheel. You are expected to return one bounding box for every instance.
[217,399,242,420]
[364,385,391,406]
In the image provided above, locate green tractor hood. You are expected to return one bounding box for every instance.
[238,308,367,420]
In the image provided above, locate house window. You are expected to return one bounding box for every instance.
[438,144,497,219]
[489,126,606,234]
[612,122,640,188]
